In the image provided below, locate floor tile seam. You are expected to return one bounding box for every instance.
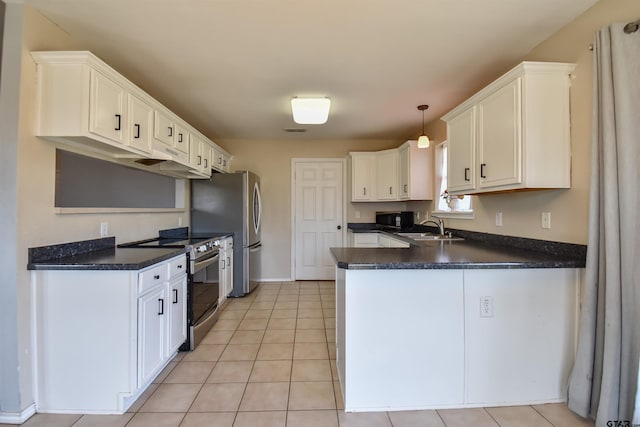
[434,408,449,427]
[529,405,559,427]
[482,406,502,426]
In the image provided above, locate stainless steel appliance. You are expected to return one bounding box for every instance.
[119,228,226,350]
[376,211,415,229]
[191,171,262,297]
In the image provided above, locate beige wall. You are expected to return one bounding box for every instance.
[422,0,640,245]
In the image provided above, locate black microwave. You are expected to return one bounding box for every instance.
[375,211,414,229]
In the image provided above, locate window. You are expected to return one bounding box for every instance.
[433,142,473,218]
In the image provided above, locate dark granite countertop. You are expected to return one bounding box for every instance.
[338,223,587,270]
[28,237,188,271]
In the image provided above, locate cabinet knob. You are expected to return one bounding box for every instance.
[158,298,164,315]
[114,114,121,131]
[154,274,160,280]
[134,123,141,139]
[173,289,178,304]
[464,167,470,182]
[168,126,173,137]
[389,186,392,195]
[337,225,342,230]
[480,163,487,179]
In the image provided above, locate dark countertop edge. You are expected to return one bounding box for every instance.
[347,223,587,261]
[27,247,188,271]
[335,260,585,270]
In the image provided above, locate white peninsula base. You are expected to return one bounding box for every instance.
[335,268,580,412]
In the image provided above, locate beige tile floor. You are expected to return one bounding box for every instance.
[4,281,596,427]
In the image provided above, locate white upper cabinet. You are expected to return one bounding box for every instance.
[153,109,174,147]
[350,143,434,202]
[89,70,126,145]
[32,51,231,179]
[442,62,575,195]
[446,107,476,193]
[376,149,399,200]
[399,140,434,200]
[127,93,154,154]
[349,152,376,201]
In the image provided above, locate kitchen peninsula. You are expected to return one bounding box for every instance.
[330,232,585,412]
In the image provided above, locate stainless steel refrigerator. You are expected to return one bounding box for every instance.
[191,171,262,296]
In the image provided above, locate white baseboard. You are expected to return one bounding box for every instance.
[258,277,293,283]
[0,403,36,424]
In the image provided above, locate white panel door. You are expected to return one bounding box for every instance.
[294,160,344,280]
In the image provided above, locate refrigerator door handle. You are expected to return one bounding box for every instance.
[248,242,262,251]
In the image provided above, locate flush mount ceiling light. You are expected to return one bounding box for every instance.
[417,104,430,148]
[291,97,331,124]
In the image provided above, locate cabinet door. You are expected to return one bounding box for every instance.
[350,154,375,201]
[224,243,234,297]
[168,277,187,355]
[189,134,203,169]
[138,286,166,387]
[399,146,410,200]
[127,94,153,153]
[89,70,125,144]
[376,150,399,200]
[154,110,175,147]
[477,79,522,189]
[174,123,189,154]
[447,106,476,193]
[201,142,212,175]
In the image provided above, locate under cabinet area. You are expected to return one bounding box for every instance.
[32,51,232,179]
[442,62,575,195]
[34,254,187,414]
[348,140,433,202]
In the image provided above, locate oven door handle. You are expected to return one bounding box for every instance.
[193,253,220,271]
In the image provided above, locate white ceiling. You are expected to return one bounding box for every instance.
[25,0,597,141]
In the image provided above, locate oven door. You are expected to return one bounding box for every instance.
[190,251,220,349]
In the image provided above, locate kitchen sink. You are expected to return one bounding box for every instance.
[396,232,464,242]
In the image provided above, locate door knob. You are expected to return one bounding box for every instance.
[337,225,342,230]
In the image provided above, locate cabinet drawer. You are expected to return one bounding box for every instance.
[138,264,167,294]
[168,255,187,279]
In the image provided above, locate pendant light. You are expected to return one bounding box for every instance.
[417,104,430,148]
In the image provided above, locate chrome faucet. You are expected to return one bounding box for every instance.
[420,216,445,236]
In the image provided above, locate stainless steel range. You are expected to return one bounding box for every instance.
[119,228,228,350]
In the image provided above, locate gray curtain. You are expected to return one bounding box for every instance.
[567,22,640,426]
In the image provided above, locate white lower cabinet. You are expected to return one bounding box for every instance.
[336,267,579,411]
[34,254,187,414]
[219,237,234,303]
[137,285,167,387]
[350,232,410,248]
[168,276,188,355]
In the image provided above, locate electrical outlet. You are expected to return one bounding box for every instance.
[495,212,503,227]
[355,210,361,219]
[178,216,183,226]
[480,296,493,318]
[100,222,109,237]
[541,212,551,229]
[416,211,420,220]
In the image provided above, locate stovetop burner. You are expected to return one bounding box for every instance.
[117,227,228,261]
